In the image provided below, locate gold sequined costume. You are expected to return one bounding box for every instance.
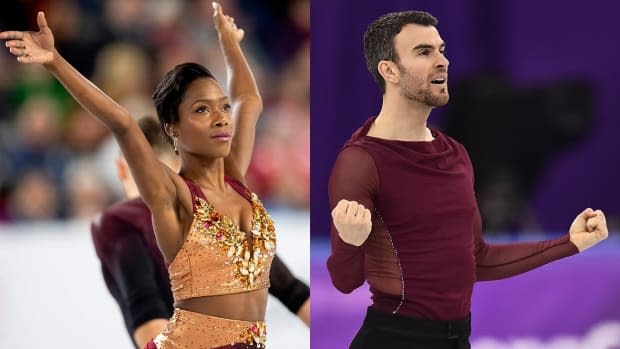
[152,309,267,349]
[147,176,276,349]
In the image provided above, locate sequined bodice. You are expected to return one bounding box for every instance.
[168,177,276,301]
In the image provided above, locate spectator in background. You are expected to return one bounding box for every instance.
[3,95,68,220]
[64,160,111,219]
[248,41,309,208]
[7,169,59,220]
[6,95,66,177]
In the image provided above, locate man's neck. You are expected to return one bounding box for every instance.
[367,91,435,141]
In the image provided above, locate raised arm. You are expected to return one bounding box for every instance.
[212,2,263,178]
[0,13,178,215]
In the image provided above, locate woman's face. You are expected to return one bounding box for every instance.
[174,77,233,159]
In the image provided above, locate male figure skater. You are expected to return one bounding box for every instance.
[92,117,310,349]
[328,11,607,349]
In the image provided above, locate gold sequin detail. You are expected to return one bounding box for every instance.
[240,321,267,348]
[153,308,267,348]
[194,193,276,289]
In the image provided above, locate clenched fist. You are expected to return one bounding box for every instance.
[569,208,608,252]
[331,199,372,246]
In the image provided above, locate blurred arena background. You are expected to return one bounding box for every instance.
[311,0,620,348]
[0,1,309,348]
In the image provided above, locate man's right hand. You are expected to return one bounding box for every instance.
[331,199,372,246]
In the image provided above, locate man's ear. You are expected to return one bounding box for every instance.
[378,60,400,86]
[116,157,128,181]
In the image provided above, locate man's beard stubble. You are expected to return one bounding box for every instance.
[397,63,449,107]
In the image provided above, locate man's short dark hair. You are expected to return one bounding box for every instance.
[364,11,438,94]
[137,116,174,156]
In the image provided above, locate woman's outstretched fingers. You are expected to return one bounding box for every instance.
[0,31,24,40]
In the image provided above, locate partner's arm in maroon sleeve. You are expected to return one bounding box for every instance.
[326,146,379,293]
[473,207,579,281]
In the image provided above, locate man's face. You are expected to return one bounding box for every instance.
[392,24,449,107]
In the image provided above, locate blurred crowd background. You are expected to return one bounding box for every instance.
[0,0,309,223]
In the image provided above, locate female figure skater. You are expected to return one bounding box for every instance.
[91,116,309,349]
[1,3,276,348]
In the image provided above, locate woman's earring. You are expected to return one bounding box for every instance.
[173,137,178,154]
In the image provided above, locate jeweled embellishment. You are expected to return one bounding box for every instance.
[240,322,267,348]
[193,194,276,289]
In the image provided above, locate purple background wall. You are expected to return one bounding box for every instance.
[310,0,620,237]
[311,239,620,348]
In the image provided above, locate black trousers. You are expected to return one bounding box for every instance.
[350,307,471,349]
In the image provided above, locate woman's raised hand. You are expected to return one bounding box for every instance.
[212,2,244,43]
[0,12,55,64]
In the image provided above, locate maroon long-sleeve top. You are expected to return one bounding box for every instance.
[327,116,578,320]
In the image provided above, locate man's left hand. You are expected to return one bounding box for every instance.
[569,208,608,252]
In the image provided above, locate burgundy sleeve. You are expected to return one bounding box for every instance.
[268,254,309,314]
[91,212,171,335]
[473,206,579,281]
[326,145,379,293]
